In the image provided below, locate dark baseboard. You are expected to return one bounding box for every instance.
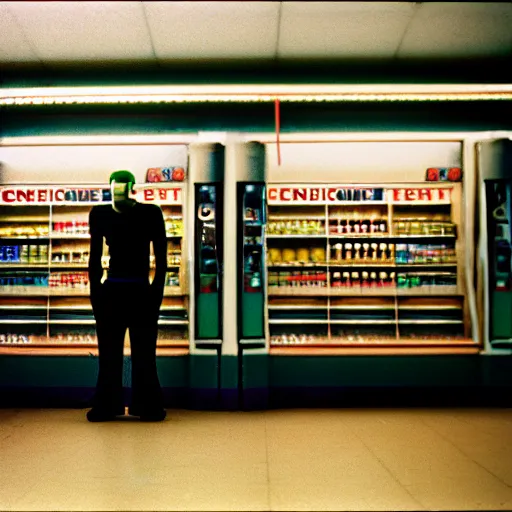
[268,387,512,409]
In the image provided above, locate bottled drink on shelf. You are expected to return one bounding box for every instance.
[378,271,388,287]
[379,243,388,262]
[371,243,379,260]
[362,243,370,261]
[0,333,31,344]
[335,243,342,262]
[344,243,353,261]
[350,271,360,288]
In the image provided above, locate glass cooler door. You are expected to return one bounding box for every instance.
[238,183,266,340]
[485,178,512,346]
[195,184,223,340]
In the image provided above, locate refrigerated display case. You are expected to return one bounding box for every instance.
[477,139,512,351]
[238,182,266,340]
[264,182,476,352]
[194,183,223,341]
[0,183,189,352]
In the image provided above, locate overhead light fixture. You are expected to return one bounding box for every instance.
[1,84,512,106]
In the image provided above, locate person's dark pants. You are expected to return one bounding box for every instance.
[91,281,163,415]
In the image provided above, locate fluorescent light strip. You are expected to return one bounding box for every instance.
[1,84,512,105]
[0,134,198,146]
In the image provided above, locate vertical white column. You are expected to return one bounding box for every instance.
[221,135,241,356]
[462,137,480,348]
[188,142,225,354]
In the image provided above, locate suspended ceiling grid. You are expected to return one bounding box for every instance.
[1,1,511,69]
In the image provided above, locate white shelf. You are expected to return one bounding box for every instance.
[398,320,463,325]
[49,320,96,325]
[268,288,329,296]
[268,305,327,310]
[0,263,49,268]
[330,320,396,325]
[51,264,88,268]
[158,320,189,326]
[328,234,390,238]
[330,305,395,310]
[392,234,456,238]
[0,288,49,296]
[49,305,92,310]
[268,216,326,220]
[267,234,327,238]
[329,234,455,239]
[49,288,89,296]
[0,319,47,324]
[327,262,394,267]
[0,305,47,310]
[51,234,90,239]
[0,236,49,240]
[268,263,328,268]
[269,319,328,325]
[269,287,460,297]
[398,305,462,310]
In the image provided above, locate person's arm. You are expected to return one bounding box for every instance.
[151,205,167,301]
[88,207,104,302]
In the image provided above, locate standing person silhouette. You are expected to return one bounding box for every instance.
[87,170,167,422]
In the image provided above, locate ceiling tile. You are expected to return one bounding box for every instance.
[6,1,154,61]
[0,3,40,61]
[278,2,416,58]
[143,1,280,60]
[398,2,512,58]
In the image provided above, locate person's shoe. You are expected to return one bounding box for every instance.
[140,409,167,422]
[86,408,124,422]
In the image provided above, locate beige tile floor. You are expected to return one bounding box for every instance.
[1,408,512,511]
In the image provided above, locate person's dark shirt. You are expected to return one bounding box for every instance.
[88,203,167,298]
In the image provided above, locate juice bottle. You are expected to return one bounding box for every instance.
[362,243,370,261]
[344,243,353,261]
[371,243,378,261]
[379,243,388,262]
[354,243,362,261]
[335,243,343,262]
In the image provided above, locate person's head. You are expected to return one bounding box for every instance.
[109,170,136,213]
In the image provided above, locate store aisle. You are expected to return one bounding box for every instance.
[1,408,511,511]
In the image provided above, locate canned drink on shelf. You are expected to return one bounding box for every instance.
[29,245,38,262]
[20,245,29,263]
[410,275,421,288]
[397,273,408,288]
[39,245,49,263]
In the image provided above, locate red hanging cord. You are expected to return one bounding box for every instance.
[274,98,281,166]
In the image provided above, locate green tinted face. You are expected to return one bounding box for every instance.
[111,181,136,212]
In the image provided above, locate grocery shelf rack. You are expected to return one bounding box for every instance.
[264,183,475,352]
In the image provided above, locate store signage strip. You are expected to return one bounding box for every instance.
[0,186,183,205]
[267,186,452,204]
